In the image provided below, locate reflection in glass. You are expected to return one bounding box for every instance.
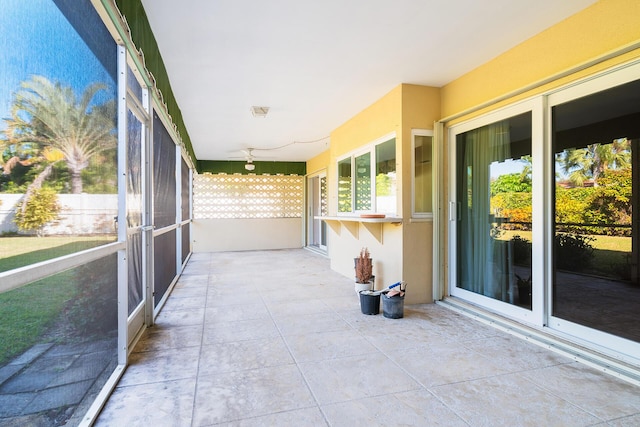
[456,112,532,308]
[128,232,143,313]
[355,152,371,211]
[127,109,143,228]
[552,78,639,342]
[414,135,433,213]
[376,139,396,214]
[337,158,352,212]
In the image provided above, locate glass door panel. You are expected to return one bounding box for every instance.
[126,108,143,315]
[307,174,328,251]
[455,112,533,308]
[320,175,327,249]
[551,78,640,343]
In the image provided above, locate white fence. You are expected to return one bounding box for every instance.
[0,193,117,235]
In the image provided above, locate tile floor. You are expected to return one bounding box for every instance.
[95,249,640,427]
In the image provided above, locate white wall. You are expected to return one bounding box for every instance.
[0,193,117,235]
[192,218,303,252]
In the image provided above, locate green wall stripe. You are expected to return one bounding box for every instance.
[113,0,197,167]
[197,161,306,176]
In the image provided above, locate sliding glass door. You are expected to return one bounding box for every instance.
[450,103,537,322]
[549,69,640,351]
[449,62,640,360]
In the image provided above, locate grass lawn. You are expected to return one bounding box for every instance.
[0,235,115,272]
[0,235,116,365]
[0,271,77,365]
[502,230,631,278]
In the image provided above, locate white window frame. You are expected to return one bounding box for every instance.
[336,132,396,216]
[545,60,640,363]
[411,129,434,219]
[448,99,543,326]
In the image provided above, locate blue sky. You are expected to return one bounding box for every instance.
[0,0,116,132]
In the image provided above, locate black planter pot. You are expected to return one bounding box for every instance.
[382,291,404,319]
[359,291,380,315]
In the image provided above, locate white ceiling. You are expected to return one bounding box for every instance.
[140,0,596,163]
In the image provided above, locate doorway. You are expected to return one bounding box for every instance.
[307,173,327,252]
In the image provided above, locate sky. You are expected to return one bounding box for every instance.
[0,0,116,133]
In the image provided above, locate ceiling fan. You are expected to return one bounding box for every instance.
[229,148,273,171]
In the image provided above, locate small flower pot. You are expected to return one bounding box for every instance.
[354,280,373,295]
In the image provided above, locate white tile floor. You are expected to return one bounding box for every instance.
[95,249,640,427]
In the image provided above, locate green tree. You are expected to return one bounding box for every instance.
[2,75,116,194]
[490,173,531,196]
[559,139,631,187]
[584,168,632,235]
[14,187,61,236]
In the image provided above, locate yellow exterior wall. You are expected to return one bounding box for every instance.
[306,149,330,176]
[441,0,640,121]
[400,85,440,303]
[326,85,403,295]
[330,85,402,163]
[320,0,640,306]
[325,84,440,304]
[438,0,640,299]
[400,84,440,216]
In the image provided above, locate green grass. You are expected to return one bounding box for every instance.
[0,235,115,272]
[501,230,631,252]
[0,235,115,365]
[502,230,631,278]
[0,271,77,365]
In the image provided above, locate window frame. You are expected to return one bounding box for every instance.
[411,129,434,219]
[336,132,396,216]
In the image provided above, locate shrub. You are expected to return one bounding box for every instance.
[554,233,594,271]
[13,187,60,236]
[511,235,531,266]
[491,192,532,230]
[555,187,591,232]
[584,168,631,236]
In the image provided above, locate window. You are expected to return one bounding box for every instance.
[376,139,397,213]
[412,130,433,217]
[337,135,396,215]
[337,157,352,213]
[355,152,371,211]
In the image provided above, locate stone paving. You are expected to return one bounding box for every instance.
[95,249,640,427]
[0,336,116,426]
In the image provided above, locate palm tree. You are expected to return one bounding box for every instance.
[559,139,631,187]
[2,75,116,193]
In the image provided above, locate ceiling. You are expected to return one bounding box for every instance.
[140,0,596,163]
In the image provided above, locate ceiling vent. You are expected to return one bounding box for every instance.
[250,106,269,118]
